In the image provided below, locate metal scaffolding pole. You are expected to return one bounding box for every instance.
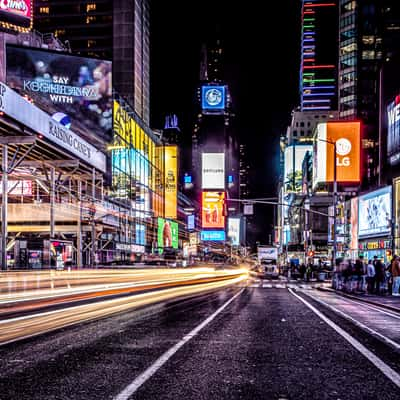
[91,168,96,267]
[1,145,8,270]
[50,167,55,239]
[77,180,82,268]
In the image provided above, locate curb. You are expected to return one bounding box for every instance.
[318,287,400,314]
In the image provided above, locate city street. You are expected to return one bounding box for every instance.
[0,281,399,399]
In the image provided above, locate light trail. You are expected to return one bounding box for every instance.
[0,272,248,345]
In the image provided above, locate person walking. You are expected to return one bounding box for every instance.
[373,256,385,295]
[392,255,400,296]
[366,259,375,294]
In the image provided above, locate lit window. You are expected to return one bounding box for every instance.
[39,7,49,14]
[86,16,96,24]
[87,40,96,48]
[87,3,97,12]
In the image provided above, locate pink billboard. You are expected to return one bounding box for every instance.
[0,0,32,30]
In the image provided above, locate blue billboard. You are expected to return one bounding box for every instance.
[201,230,226,241]
[187,215,195,230]
[201,85,226,110]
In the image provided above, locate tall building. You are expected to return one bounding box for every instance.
[34,0,150,125]
[191,39,238,200]
[239,144,250,199]
[338,0,400,187]
[300,0,338,111]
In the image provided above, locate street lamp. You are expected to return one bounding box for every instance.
[313,136,337,270]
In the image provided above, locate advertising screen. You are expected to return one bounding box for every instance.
[187,214,195,230]
[200,230,226,241]
[201,85,226,110]
[157,218,179,249]
[350,198,359,251]
[0,0,32,30]
[284,145,312,193]
[135,224,146,246]
[313,121,360,186]
[202,153,225,189]
[359,187,392,238]
[6,45,112,141]
[164,146,177,219]
[228,218,240,246]
[387,96,400,165]
[202,191,225,229]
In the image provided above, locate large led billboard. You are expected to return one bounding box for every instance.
[0,0,32,31]
[387,95,400,165]
[201,85,226,110]
[164,146,177,219]
[359,186,392,238]
[202,191,225,229]
[202,153,225,189]
[284,145,312,193]
[228,217,240,246]
[157,218,179,249]
[6,45,112,141]
[313,121,360,187]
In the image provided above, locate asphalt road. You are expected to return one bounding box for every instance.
[0,284,399,399]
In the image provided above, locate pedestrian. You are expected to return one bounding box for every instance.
[392,255,400,296]
[354,256,365,292]
[366,259,375,294]
[373,256,385,295]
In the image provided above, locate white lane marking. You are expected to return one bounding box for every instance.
[288,288,400,389]
[114,288,245,400]
[336,296,400,321]
[299,290,400,351]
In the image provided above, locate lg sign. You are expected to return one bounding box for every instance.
[335,138,352,167]
[313,121,361,187]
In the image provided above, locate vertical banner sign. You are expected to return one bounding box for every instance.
[202,153,225,189]
[164,146,177,219]
[313,121,361,186]
[202,191,225,228]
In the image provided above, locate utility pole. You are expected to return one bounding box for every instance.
[332,142,337,270]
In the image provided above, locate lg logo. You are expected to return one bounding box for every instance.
[336,138,352,167]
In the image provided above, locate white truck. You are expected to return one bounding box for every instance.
[257,246,279,279]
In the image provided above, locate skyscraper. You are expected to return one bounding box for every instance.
[338,0,400,186]
[34,0,150,124]
[300,0,338,111]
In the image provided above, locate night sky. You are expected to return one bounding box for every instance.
[150,1,301,244]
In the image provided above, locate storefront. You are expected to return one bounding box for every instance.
[358,239,392,264]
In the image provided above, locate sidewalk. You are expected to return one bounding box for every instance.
[320,286,400,313]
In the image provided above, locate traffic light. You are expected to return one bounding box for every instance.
[308,250,315,257]
[386,250,392,258]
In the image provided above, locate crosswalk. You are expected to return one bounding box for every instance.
[247,280,330,289]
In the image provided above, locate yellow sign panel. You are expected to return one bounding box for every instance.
[164,146,177,219]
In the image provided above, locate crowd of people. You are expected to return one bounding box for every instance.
[333,255,400,296]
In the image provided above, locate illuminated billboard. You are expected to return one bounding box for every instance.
[6,45,112,141]
[284,145,312,193]
[387,96,400,165]
[187,214,195,230]
[313,121,360,186]
[202,191,225,229]
[228,218,240,246]
[201,85,226,110]
[202,153,225,189]
[200,230,226,241]
[350,197,358,251]
[164,146,177,219]
[359,187,392,238]
[157,218,179,249]
[0,0,32,31]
